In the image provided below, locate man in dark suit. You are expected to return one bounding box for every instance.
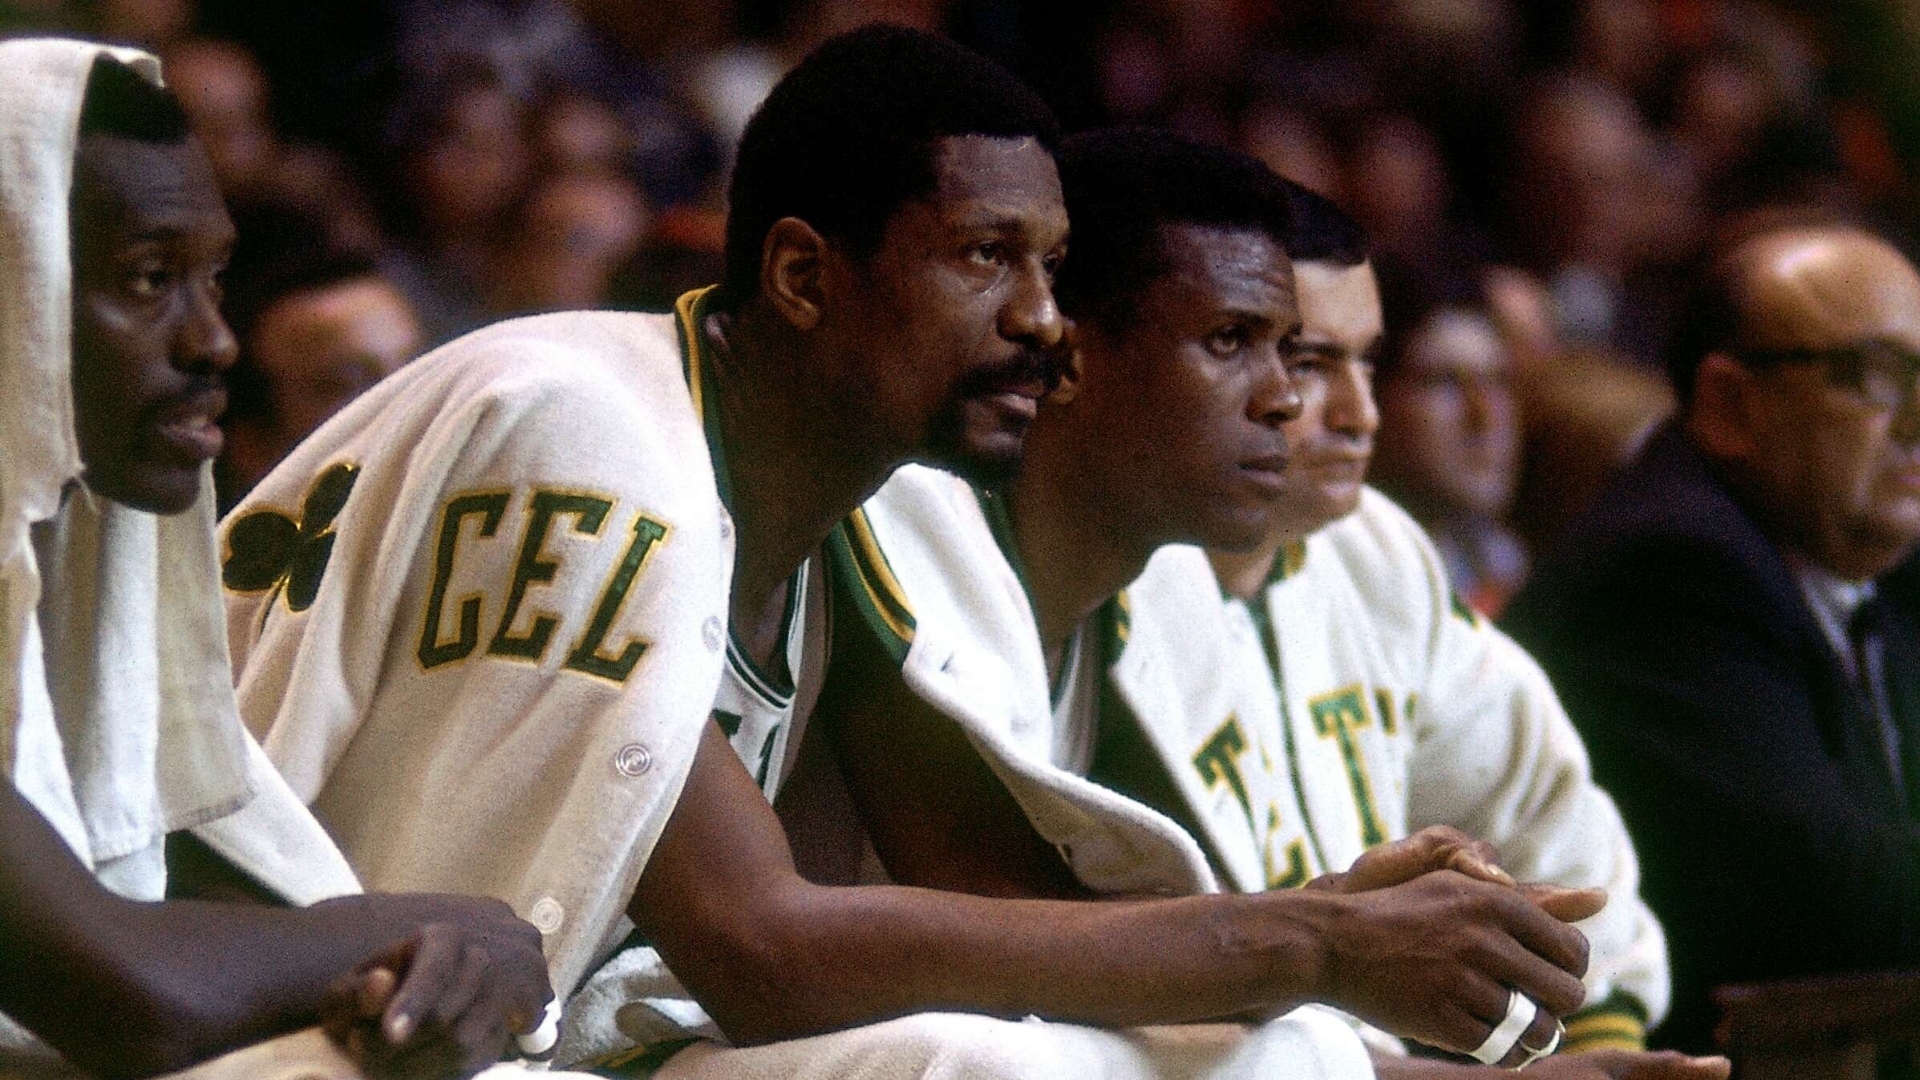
[1505,224,1920,1053]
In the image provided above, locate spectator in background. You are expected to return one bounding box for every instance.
[218,236,421,510]
[1343,113,1457,268]
[377,59,528,347]
[1369,266,1527,616]
[1564,0,1671,106]
[1239,100,1344,202]
[167,35,388,257]
[1502,74,1675,364]
[486,169,648,316]
[528,86,634,176]
[162,36,276,201]
[1505,224,1920,1052]
[98,0,191,48]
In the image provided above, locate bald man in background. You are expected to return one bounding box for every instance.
[1505,224,1920,1051]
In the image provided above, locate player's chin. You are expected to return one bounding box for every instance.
[81,456,205,516]
[1193,501,1281,553]
[922,402,1033,487]
[1311,482,1364,525]
[930,437,1026,488]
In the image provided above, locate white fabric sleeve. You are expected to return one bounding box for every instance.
[227,327,728,996]
[1405,530,1669,1041]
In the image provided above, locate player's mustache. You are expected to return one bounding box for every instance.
[957,347,1063,397]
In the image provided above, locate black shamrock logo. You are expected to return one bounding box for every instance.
[222,462,361,613]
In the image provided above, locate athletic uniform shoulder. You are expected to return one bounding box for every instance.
[345,310,691,451]
[827,464,993,666]
[1294,487,1479,647]
[223,296,732,998]
[829,469,1218,895]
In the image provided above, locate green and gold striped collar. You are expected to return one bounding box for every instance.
[674,286,733,512]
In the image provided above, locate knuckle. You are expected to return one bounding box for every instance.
[1552,976,1588,1013]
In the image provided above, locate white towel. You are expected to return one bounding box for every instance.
[0,33,357,900]
[0,36,359,1076]
[649,1009,1373,1080]
[835,464,1220,897]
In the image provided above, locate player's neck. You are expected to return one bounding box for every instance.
[707,308,894,639]
[1209,529,1290,601]
[1006,449,1157,675]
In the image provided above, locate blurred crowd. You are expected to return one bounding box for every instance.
[5,0,1919,605]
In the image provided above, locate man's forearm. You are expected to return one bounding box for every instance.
[634,727,1589,1053]
[0,783,455,1077]
[666,877,1336,1045]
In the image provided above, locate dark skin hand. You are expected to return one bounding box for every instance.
[628,723,1590,1054]
[318,926,550,1080]
[0,782,551,1080]
[810,611,1729,1074]
[806,586,1591,1057]
[1373,1050,1732,1080]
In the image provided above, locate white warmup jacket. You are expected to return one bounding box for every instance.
[828,464,1377,1080]
[225,291,731,1032]
[1186,487,1669,1051]
[840,467,1667,1064]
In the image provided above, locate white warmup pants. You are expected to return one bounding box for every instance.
[653,1008,1374,1080]
[154,1027,597,1080]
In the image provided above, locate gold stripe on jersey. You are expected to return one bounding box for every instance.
[673,285,739,513]
[674,287,714,424]
[825,507,917,663]
[1265,539,1308,583]
[1562,992,1649,1053]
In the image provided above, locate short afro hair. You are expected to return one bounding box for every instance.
[720,24,1059,305]
[1053,127,1294,327]
[1281,181,1369,268]
[77,55,189,143]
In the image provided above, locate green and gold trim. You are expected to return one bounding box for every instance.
[1448,588,1485,629]
[673,286,732,510]
[1103,587,1132,659]
[1561,992,1649,1053]
[825,507,918,665]
[1265,539,1309,585]
[977,486,1133,679]
[579,1036,700,1077]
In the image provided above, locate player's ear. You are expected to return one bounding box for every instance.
[1044,316,1084,406]
[761,217,828,331]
